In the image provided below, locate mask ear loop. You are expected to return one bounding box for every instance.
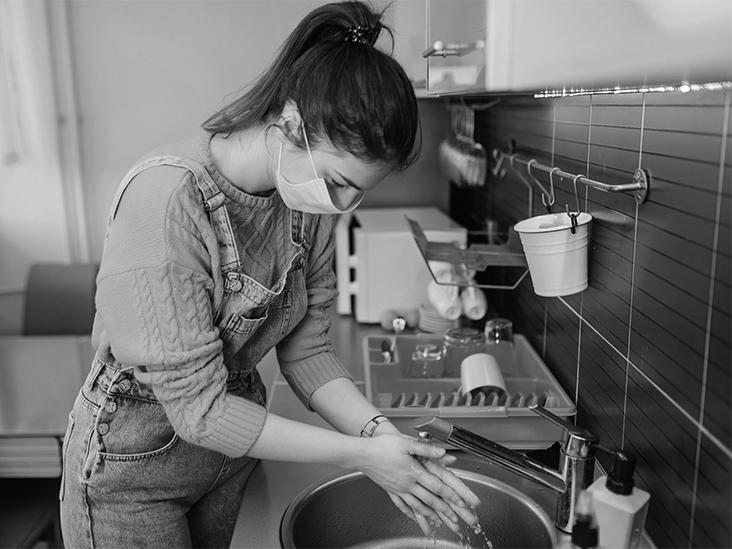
[566,173,583,234]
[299,124,320,178]
[542,167,558,213]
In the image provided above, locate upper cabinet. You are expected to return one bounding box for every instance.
[423,0,732,95]
[426,0,487,94]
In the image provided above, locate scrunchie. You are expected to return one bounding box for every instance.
[343,24,379,45]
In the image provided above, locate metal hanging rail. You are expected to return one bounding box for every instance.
[491,148,650,205]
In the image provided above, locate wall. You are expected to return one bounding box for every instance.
[64,0,447,261]
[450,90,731,548]
[0,1,72,334]
[0,0,447,334]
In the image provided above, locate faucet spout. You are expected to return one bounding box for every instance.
[411,410,597,533]
[411,416,566,493]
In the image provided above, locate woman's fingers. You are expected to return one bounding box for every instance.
[436,509,461,534]
[408,438,446,461]
[422,458,482,508]
[388,493,416,522]
[400,493,439,537]
[434,453,458,467]
[415,467,464,509]
[414,512,434,537]
[399,489,440,524]
[409,484,461,524]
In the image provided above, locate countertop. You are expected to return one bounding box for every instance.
[229,312,655,549]
[231,312,383,549]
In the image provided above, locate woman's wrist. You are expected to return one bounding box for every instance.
[371,418,399,436]
[359,414,392,437]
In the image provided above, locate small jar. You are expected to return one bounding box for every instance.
[409,343,445,378]
[443,327,485,377]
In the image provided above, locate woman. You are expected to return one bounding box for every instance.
[59,2,480,547]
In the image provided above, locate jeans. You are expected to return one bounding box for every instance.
[59,360,260,548]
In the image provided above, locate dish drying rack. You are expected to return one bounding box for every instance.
[387,387,563,411]
[363,334,576,449]
[406,217,529,290]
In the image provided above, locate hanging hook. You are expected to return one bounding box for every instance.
[541,166,558,211]
[565,173,584,234]
[526,159,553,207]
[570,174,583,214]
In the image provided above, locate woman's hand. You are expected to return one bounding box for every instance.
[353,434,481,535]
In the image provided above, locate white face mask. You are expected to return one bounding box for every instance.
[274,126,364,214]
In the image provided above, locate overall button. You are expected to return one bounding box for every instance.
[226,273,243,292]
[118,379,132,393]
[97,423,110,436]
[104,401,117,414]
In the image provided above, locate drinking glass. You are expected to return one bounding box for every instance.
[484,318,513,345]
[409,343,445,378]
[443,327,485,377]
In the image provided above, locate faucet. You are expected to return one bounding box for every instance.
[410,403,598,533]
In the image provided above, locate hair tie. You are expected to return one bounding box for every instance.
[343,24,377,45]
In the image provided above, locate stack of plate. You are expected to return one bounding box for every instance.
[418,303,460,333]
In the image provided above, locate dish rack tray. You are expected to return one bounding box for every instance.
[406,217,529,290]
[363,333,576,450]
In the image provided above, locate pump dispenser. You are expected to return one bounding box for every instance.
[588,450,650,549]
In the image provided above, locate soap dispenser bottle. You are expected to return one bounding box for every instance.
[587,450,650,549]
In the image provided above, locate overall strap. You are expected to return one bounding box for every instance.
[104,155,242,272]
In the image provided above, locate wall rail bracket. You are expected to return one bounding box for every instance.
[492,148,651,205]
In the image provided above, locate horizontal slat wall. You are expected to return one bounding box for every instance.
[451,89,731,548]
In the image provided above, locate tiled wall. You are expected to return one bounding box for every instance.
[449,90,731,548]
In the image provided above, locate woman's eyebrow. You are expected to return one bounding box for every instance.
[334,170,364,191]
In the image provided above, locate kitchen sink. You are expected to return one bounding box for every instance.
[280,452,559,548]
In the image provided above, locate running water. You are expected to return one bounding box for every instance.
[455,518,494,549]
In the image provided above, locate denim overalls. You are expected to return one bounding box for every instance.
[60,153,310,548]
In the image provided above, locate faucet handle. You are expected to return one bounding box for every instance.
[529,404,598,455]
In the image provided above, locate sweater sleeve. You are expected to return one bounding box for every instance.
[96,167,266,458]
[276,214,352,409]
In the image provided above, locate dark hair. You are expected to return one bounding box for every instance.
[202,1,420,171]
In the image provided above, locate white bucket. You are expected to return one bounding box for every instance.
[514,212,592,297]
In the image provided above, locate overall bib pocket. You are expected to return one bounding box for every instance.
[220,311,269,364]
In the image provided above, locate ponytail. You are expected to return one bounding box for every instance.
[202,1,419,171]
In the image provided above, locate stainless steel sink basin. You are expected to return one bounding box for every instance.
[280,453,558,548]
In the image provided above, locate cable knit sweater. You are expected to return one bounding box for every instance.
[91,133,352,458]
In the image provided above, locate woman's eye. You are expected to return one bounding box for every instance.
[326,178,347,189]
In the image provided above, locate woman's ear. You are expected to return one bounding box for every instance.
[278,100,303,141]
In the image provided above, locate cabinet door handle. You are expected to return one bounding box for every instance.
[422,39,485,58]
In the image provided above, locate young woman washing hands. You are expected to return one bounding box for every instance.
[59,2,479,547]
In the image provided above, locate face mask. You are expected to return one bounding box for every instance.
[274,126,364,214]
